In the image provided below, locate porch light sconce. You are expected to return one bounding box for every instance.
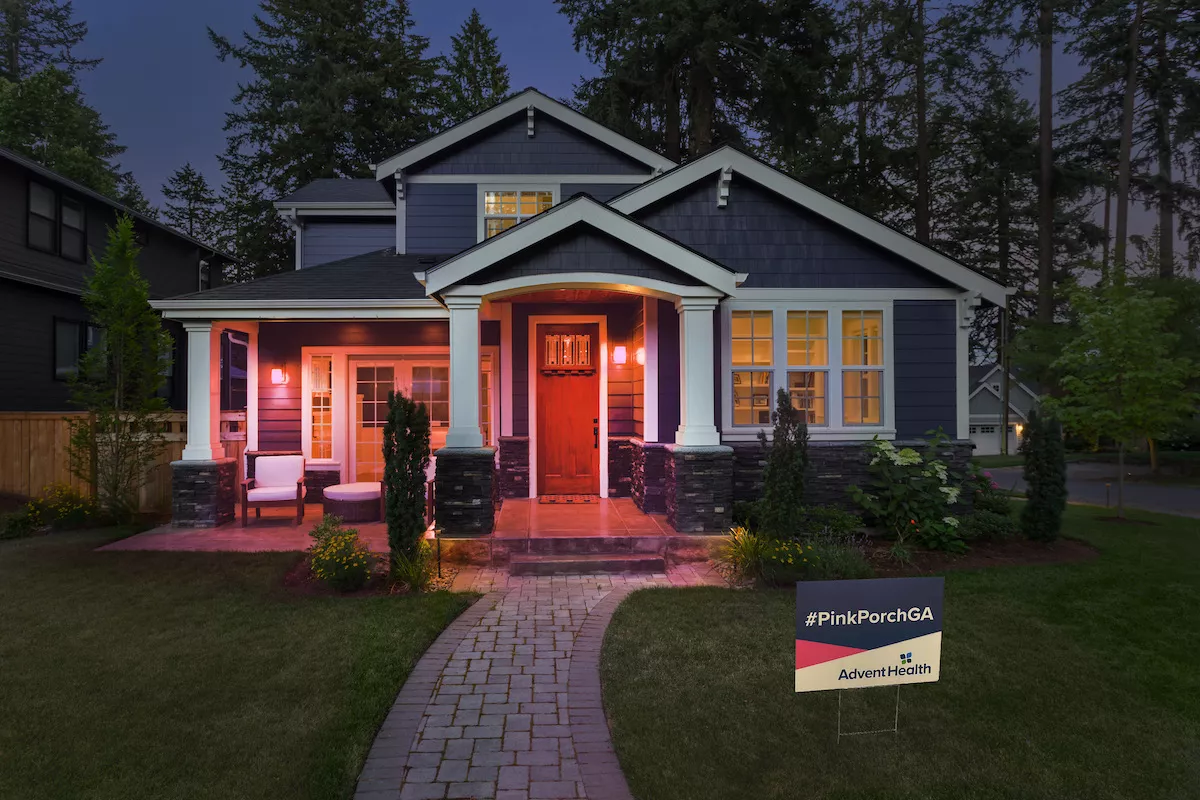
[635,346,646,366]
[271,367,289,385]
[612,345,627,365]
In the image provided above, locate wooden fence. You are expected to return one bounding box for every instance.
[0,411,245,514]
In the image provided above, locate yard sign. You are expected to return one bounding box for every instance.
[795,577,943,693]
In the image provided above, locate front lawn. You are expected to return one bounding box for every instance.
[602,507,1200,799]
[0,530,475,800]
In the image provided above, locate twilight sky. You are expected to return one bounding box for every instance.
[70,0,598,206]
[70,0,1103,224]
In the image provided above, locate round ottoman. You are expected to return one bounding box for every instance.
[322,482,383,523]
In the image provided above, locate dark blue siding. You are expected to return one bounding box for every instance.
[893,300,957,438]
[562,183,639,203]
[409,114,649,176]
[301,220,393,268]
[472,228,703,286]
[406,183,476,254]
[637,176,951,289]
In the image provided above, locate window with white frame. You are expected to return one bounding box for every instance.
[841,310,884,425]
[482,190,553,239]
[311,356,333,459]
[726,305,889,432]
[731,310,773,426]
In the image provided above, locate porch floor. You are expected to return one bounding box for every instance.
[99,498,688,553]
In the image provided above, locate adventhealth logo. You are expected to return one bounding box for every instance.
[837,651,928,681]
[804,607,935,627]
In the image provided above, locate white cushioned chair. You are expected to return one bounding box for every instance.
[242,455,306,526]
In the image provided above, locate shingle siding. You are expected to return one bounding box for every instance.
[409,114,649,176]
[636,176,951,290]
[471,228,704,286]
[893,300,958,438]
[561,183,639,203]
[301,220,394,268]
[406,183,477,254]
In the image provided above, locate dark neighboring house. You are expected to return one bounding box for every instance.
[0,147,237,411]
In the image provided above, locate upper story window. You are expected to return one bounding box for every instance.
[29,181,87,262]
[481,189,554,239]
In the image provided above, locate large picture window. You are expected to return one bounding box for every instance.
[725,305,889,434]
[482,189,553,239]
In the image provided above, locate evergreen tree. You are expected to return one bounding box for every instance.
[115,172,157,219]
[66,216,172,522]
[0,0,97,80]
[758,387,810,538]
[161,163,219,242]
[441,8,510,125]
[382,390,431,570]
[1018,407,1067,540]
[0,67,122,194]
[210,0,442,277]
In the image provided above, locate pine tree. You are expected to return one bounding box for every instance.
[115,172,157,219]
[1018,407,1067,539]
[210,0,442,277]
[161,163,219,243]
[0,0,98,80]
[441,8,510,125]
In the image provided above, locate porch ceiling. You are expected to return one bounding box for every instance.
[489,288,642,304]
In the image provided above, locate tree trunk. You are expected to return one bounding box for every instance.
[1117,440,1125,519]
[687,61,714,159]
[1036,0,1055,324]
[1156,23,1174,280]
[1101,186,1112,284]
[1148,437,1159,474]
[1114,0,1144,283]
[914,0,930,243]
[663,69,681,163]
[856,9,869,206]
[998,179,1011,455]
[4,2,23,80]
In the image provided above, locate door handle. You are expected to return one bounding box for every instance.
[594,426,599,448]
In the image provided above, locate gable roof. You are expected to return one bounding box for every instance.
[276,178,393,207]
[610,146,1011,306]
[969,363,1042,401]
[422,194,739,297]
[372,89,676,179]
[0,146,238,264]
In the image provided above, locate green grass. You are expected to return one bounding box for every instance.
[602,507,1200,800]
[0,529,475,800]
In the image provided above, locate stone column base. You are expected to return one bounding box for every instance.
[434,447,496,536]
[171,458,236,528]
[497,437,529,499]
[631,440,670,513]
[665,445,733,533]
[608,436,635,498]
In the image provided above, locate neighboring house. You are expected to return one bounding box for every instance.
[968,363,1041,456]
[154,88,1010,533]
[0,147,237,411]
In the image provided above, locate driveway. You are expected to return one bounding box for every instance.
[988,462,1200,519]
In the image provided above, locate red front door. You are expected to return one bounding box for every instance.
[536,323,600,495]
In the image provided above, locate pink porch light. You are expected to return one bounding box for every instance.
[634,346,646,366]
[612,345,627,365]
[270,367,289,385]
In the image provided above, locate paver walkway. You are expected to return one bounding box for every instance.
[356,567,721,800]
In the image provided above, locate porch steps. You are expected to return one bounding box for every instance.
[508,552,666,576]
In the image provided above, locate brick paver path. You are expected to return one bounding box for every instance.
[355,567,720,800]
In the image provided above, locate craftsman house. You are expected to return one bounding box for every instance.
[968,364,1042,456]
[154,89,1009,535]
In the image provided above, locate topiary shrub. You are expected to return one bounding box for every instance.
[382,391,431,581]
[758,387,809,538]
[1019,407,1067,541]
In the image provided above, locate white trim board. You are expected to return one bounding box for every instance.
[374,89,675,179]
[407,174,649,185]
[610,147,1011,307]
[424,196,739,297]
[526,314,609,499]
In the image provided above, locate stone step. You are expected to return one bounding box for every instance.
[521,535,668,556]
[508,553,666,576]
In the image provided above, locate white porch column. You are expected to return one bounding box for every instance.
[675,297,721,447]
[446,295,484,448]
[181,321,223,461]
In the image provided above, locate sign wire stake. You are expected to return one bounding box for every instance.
[837,686,900,741]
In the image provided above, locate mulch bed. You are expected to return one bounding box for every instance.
[282,554,459,597]
[868,536,1099,577]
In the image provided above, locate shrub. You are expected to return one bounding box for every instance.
[715,526,771,585]
[757,387,809,537]
[308,514,346,547]
[960,510,1019,541]
[0,506,43,540]
[33,484,99,530]
[967,466,1013,515]
[797,505,862,538]
[847,431,966,556]
[732,500,762,531]
[715,525,873,586]
[391,539,435,593]
[382,390,431,576]
[1020,407,1067,541]
[308,521,374,592]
